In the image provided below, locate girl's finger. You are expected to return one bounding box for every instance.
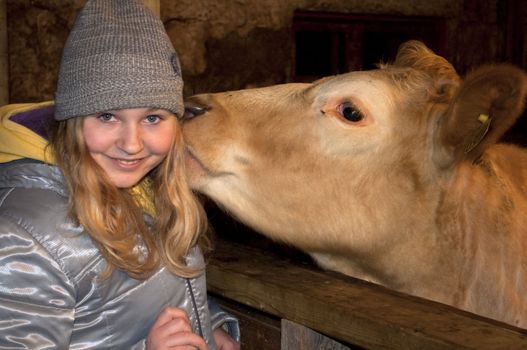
[151,306,190,329]
[164,331,209,350]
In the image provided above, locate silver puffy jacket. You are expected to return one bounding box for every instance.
[0,160,239,349]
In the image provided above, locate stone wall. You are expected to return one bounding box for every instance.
[0,0,7,105]
[5,0,525,103]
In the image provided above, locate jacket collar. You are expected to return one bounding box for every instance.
[0,102,55,164]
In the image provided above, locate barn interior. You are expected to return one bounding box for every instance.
[2,0,527,348]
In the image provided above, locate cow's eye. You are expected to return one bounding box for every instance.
[183,104,209,120]
[338,102,363,122]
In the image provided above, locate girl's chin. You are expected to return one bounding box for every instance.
[108,173,148,188]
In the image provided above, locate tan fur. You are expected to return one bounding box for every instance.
[182,41,527,328]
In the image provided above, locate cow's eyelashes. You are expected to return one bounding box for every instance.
[338,102,364,123]
[183,104,209,120]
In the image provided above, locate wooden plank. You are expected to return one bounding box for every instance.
[282,319,353,350]
[207,239,527,349]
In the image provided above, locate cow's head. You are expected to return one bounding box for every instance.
[182,41,527,254]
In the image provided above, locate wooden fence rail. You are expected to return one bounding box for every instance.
[207,239,527,349]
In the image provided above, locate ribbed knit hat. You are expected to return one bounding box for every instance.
[54,0,183,120]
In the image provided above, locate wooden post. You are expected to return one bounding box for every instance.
[0,0,8,105]
[143,0,160,17]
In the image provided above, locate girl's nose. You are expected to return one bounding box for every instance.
[117,124,144,154]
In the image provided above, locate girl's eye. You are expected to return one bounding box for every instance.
[97,113,115,122]
[338,102,364,122]
[145,114,161,123]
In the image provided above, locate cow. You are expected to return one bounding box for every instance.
[181,40,527,328]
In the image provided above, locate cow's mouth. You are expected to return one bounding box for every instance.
[184,147,211,177]
[184,147,232,178]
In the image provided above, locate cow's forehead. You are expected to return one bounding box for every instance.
[315,70,394,97]
[312,71,398,120]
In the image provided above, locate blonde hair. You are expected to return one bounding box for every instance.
[48,116,209,279]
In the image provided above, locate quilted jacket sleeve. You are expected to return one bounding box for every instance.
[0,216,76,349]
[208,296,241,343]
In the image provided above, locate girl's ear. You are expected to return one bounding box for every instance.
[434,64,527,167]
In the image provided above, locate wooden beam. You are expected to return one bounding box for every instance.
[207,239,527,349]
[0,0,8,105]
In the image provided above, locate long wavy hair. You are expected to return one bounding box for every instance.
[48,116,209,279]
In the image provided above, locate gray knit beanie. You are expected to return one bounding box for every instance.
[54,0,183,120]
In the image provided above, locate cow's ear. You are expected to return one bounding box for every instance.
[394,40,459,102]
[434,65,527,168]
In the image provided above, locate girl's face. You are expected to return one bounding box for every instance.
[82,108,177,188]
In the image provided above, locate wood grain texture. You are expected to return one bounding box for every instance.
[207,239,527,349]
[282,319,353,350]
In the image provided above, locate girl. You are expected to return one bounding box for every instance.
[0,0,239,349]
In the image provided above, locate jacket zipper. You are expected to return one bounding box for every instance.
[186,278,204,337]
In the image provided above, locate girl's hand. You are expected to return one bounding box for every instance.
[213,328,241,350]
[147,307,208,350]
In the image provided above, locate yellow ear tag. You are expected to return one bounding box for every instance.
[478,113,489,123]
[464,114,492,154]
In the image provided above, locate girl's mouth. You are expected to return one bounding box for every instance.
[112,157,145,169]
